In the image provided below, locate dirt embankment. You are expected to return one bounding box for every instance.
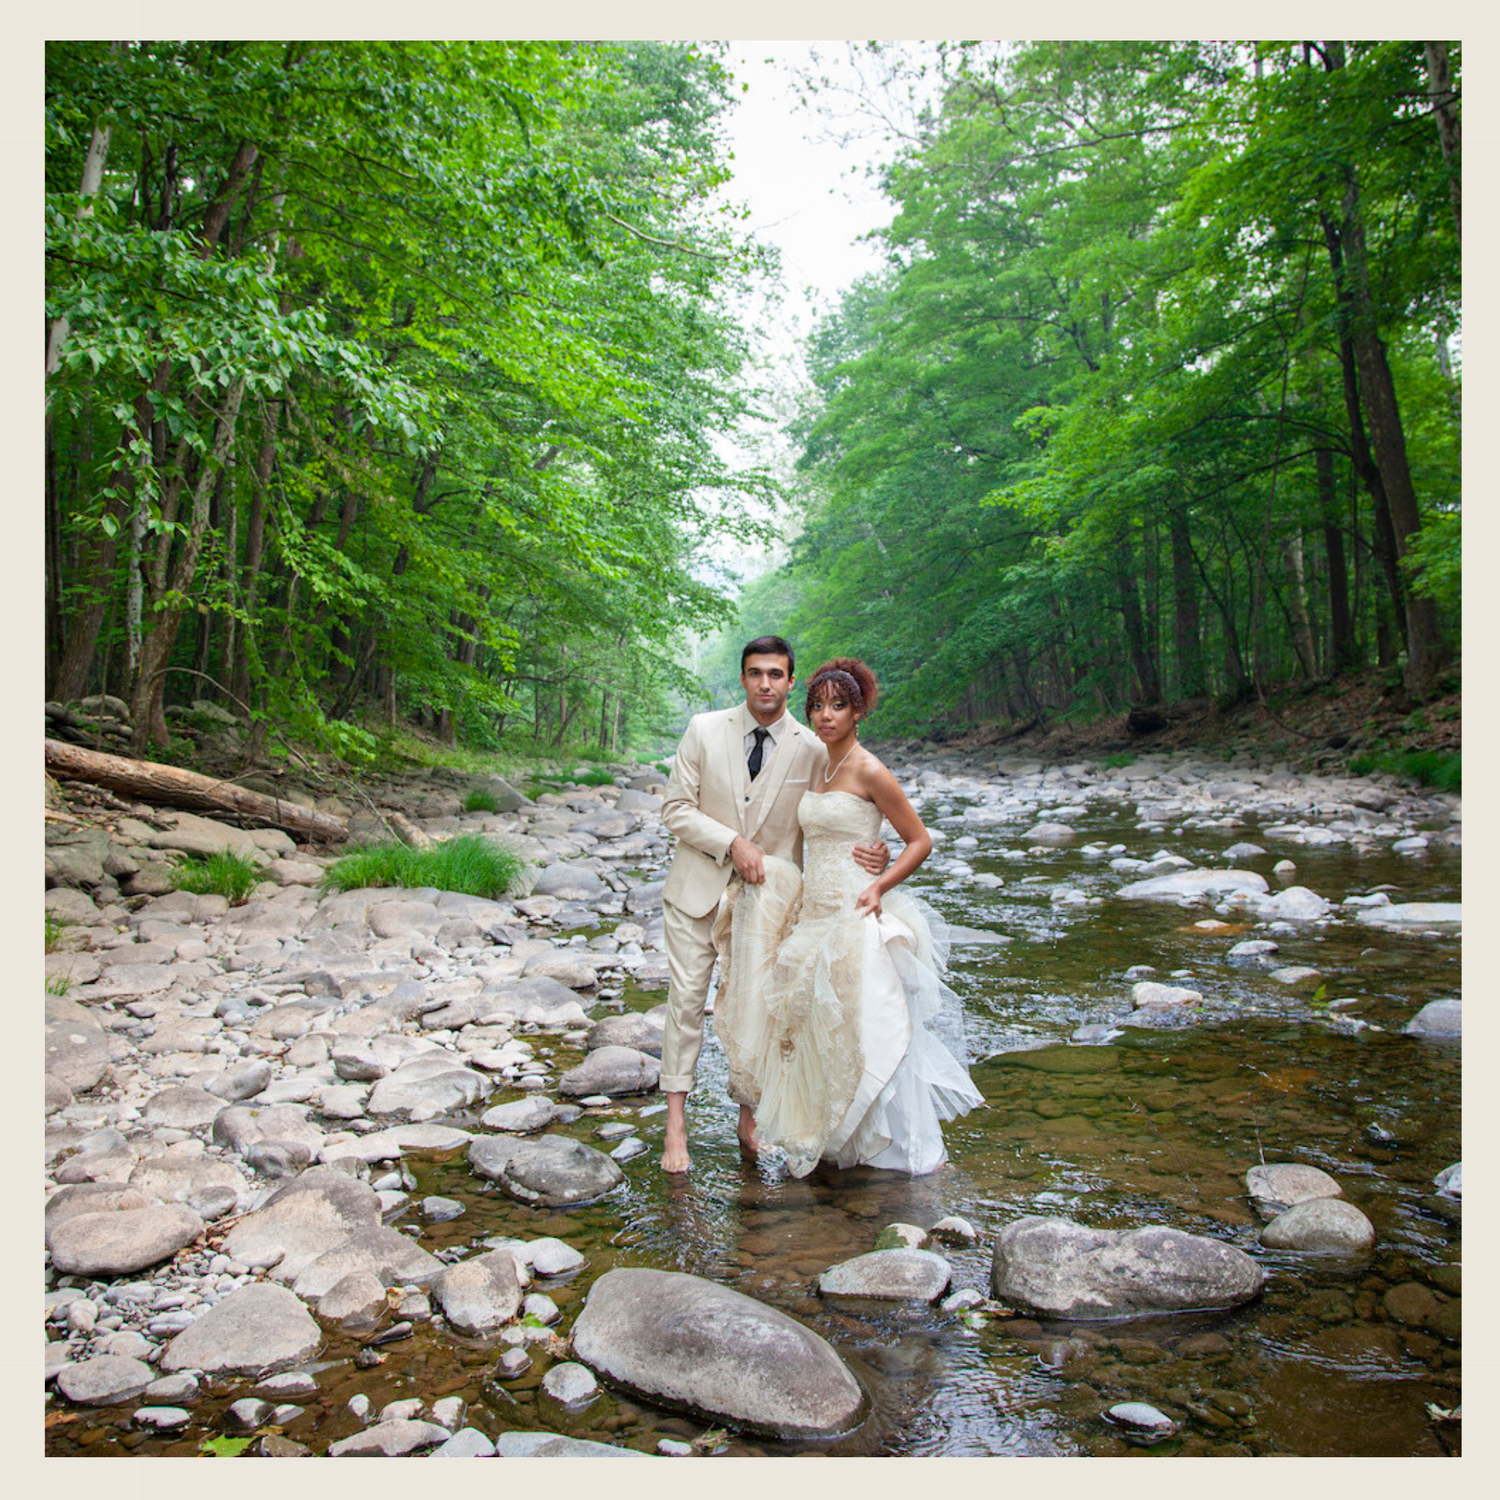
[905,669,1461,772]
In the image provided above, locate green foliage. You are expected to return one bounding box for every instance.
[171,850,264,905]
[321,832,526,898]
[46,40,771,759]
[754,40,1459,733]
[463,789,501,813]
[198,1435,254,1458]
[1101,752,1137,769]
[574,768,615,787]
[45,910,69,954]
[46,972,73,997]
[1348,748,1460,792]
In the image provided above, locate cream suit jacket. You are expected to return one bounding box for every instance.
[661,704,827,920]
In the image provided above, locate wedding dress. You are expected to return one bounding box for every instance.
[712,790,983,1177]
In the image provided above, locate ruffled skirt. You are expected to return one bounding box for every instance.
[713,856,982,1177]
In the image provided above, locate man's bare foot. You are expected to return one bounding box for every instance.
[661,1091,691,1173]
[737,1103,764,1160]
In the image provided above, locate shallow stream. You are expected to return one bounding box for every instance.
[50,773,1462,1458]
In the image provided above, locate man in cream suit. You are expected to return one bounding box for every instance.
[659,636,887,1173]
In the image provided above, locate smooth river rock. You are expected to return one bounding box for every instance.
[160,1282,322,1376]
[991,1215,1264,1318]
[817,1248,953,1302]
[1404,999,1461,1038]
[431,1248,524,1334]
[48,1203,204,1277]
[557,1044,660,1098]
[1260,1197,1376,1253]
[45,996,111,1093]
[497,1136,625,1208]
[1117,868,1269,902]
[221,1167,381,1279]
[571,1268,867,1440]
[1246,1163,1343,1220]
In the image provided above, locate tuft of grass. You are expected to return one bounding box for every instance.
[45,971,73,996]
[172,849,264,905]
[1349,749,1460,793]
[1101,751,1136,769]
[321,831,526,899]
[45,910,69,953]
[463,789,501,813]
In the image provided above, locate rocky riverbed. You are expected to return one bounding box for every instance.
[44,744,1461,1456]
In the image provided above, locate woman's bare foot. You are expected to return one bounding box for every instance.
[661,1092,691,1173]
[737,1103,763,1159]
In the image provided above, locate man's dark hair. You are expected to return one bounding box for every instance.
[740,635,795,677]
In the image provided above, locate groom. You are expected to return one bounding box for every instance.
[658,635,887,1173]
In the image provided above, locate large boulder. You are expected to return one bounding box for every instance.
[557,1045,660,1098]
[585,1012,665,1057]
[571,1268,866,1439]
[496,1136,625,1208]
[1356,902,1461,929]
[530,862,610,901]
[474,976,592,1028]
[54,1355,156,1406]
[365,1056,487,1117]
[1254,886,1332,921]
[290,1225,444,1300]
[45,996,111,1093]
[221,1167,381,1280]
[990,1216,1263,1319]
[159,1283,322,1376]
[48,1203,204,1277]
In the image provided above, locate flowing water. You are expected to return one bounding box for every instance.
[50,775,1461,1458]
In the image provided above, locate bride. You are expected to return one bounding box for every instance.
[712,658,983,1177]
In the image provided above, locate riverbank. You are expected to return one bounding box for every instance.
[44,734,1461,1456]
[912,668,1462,777]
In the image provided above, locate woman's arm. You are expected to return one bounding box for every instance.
[852,757,931,917]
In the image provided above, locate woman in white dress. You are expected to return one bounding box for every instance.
[712,658,983,1177]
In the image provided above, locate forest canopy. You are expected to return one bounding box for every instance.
[45,40,1460,760]
[721,40,1460,730]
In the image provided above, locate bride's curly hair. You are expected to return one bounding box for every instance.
[804,657,879,721]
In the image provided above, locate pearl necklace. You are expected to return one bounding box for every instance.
[824,743,857,783]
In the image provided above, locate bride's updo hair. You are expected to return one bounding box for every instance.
[804,657,879,721]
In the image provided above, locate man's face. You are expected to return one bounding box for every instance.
[740,653,794,724]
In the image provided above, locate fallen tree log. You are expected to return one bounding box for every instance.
[44,738,348,845]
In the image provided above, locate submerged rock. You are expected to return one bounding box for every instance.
[571,1267,866,1439]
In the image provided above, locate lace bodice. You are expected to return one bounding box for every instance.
[798,791,882,920]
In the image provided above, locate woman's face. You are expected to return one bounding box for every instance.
[810,689,857,743]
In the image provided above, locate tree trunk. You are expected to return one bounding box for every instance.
[1317,446,1357,673]
[46,738,347,843]
[1169,509,1205,696]
[130,378,247,751]
[1113,532,1161,703]
[1322,41,1446,697]
[1423,41,1461,242]
[1280,531,1318,678]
